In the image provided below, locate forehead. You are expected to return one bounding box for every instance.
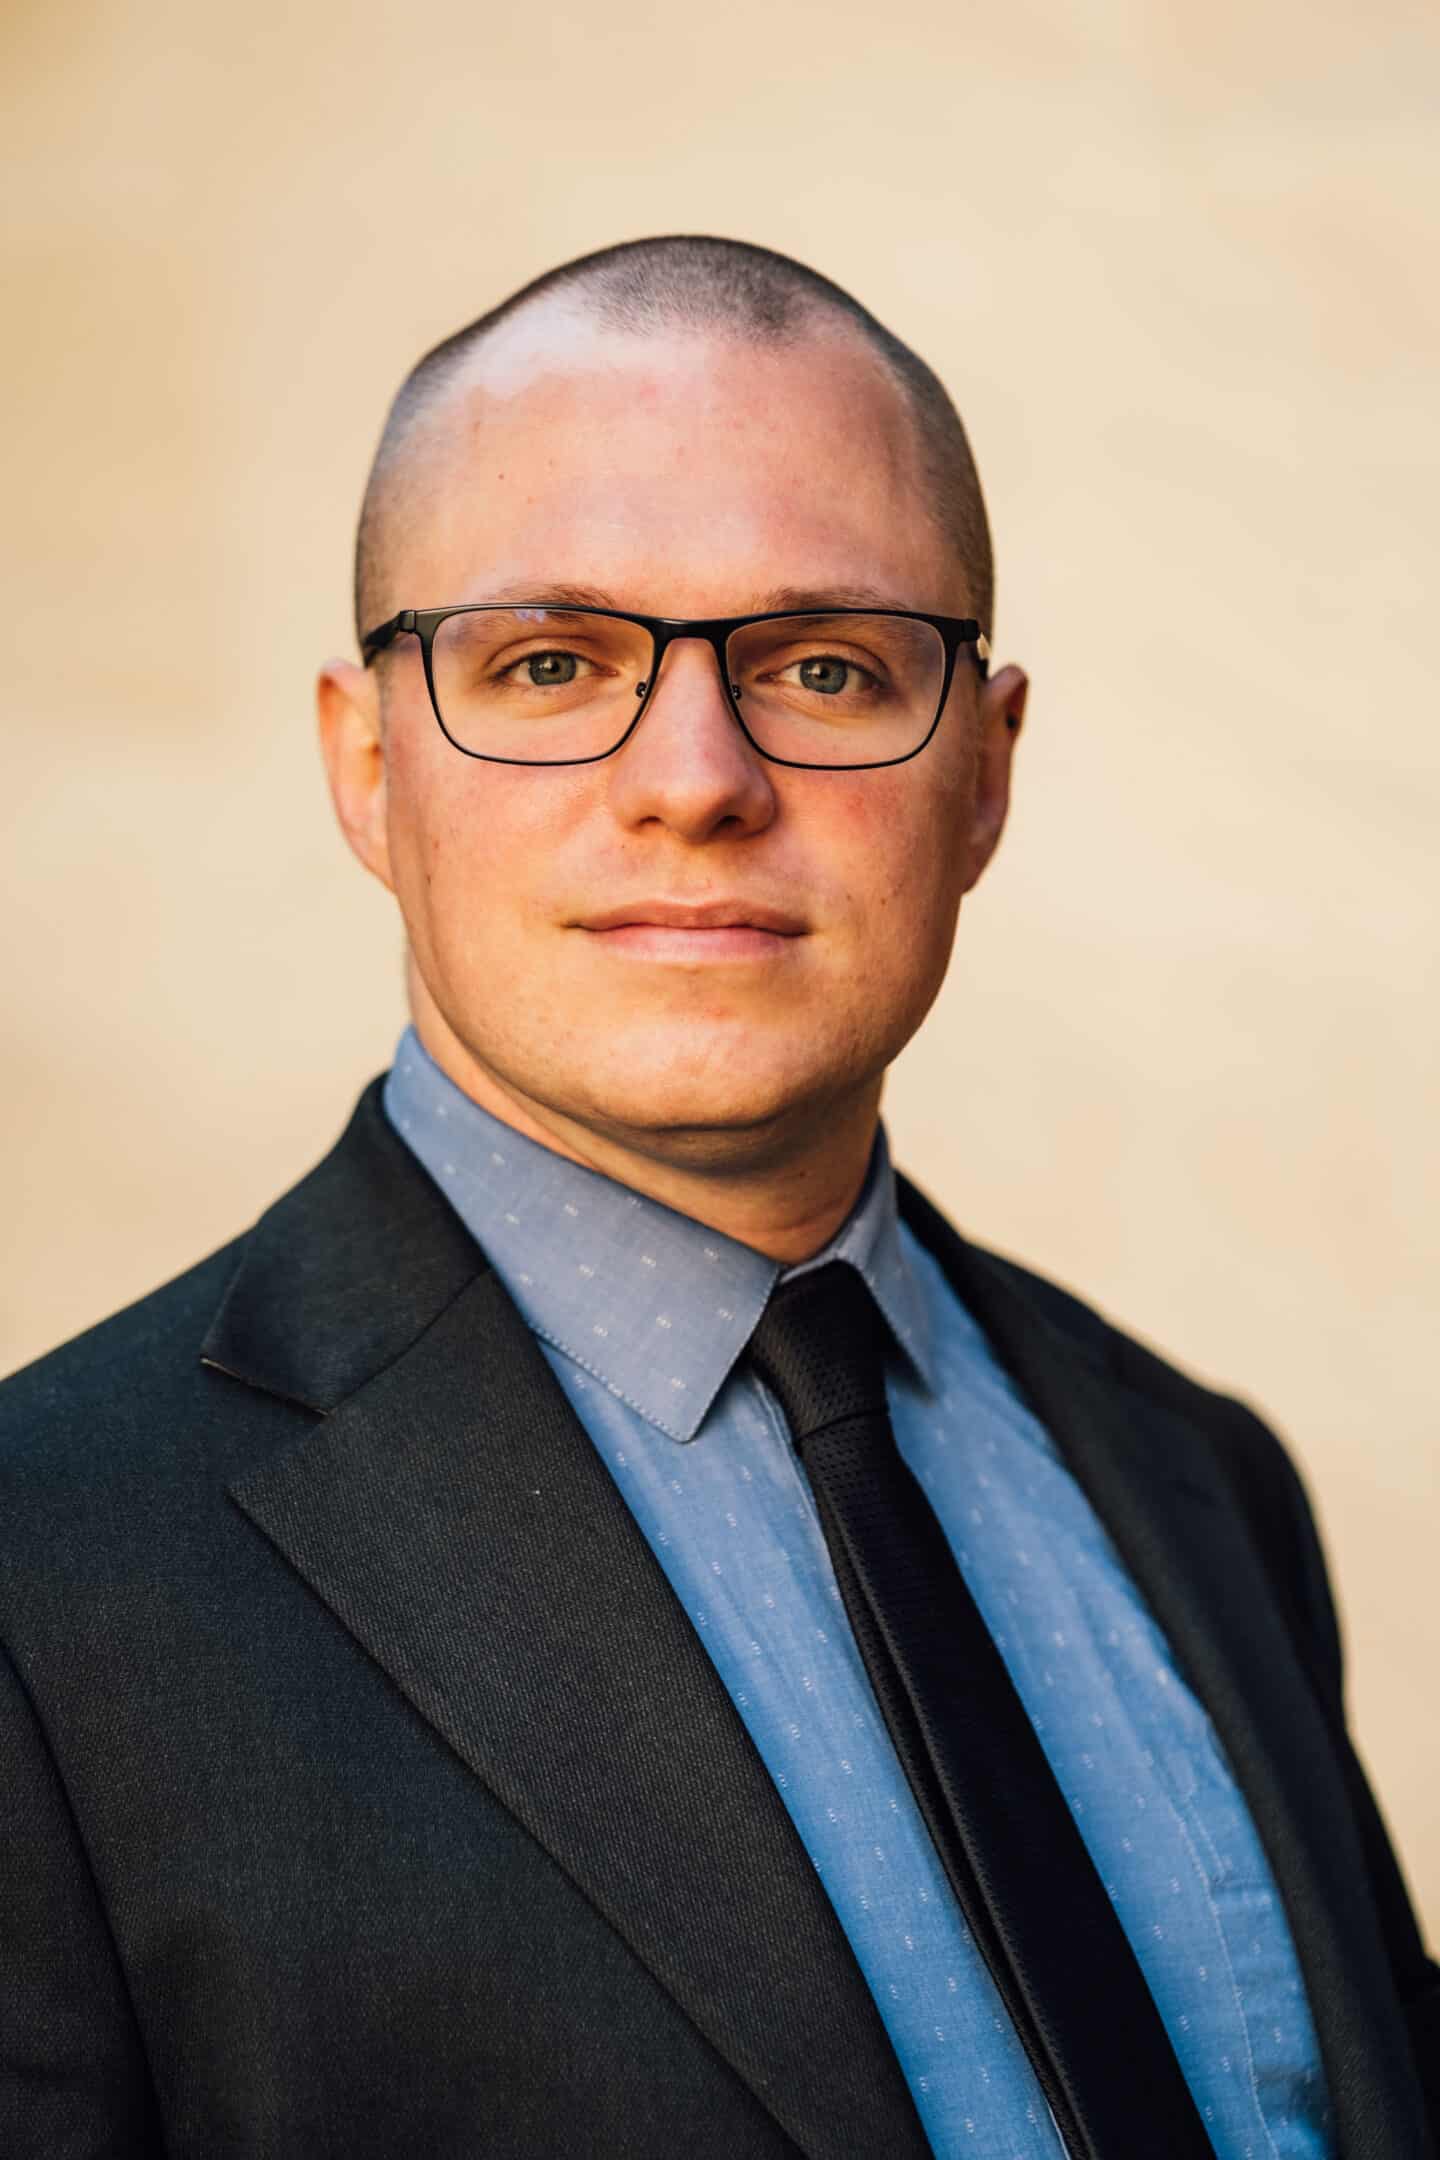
[393,309,958,616]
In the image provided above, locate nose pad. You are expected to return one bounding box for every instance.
[630,635,753,749]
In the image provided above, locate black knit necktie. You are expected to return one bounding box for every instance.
[747,1260,1213,2160]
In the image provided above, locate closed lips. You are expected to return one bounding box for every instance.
[577,902,806,933]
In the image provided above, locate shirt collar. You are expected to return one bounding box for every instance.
[383,1025,934,1442]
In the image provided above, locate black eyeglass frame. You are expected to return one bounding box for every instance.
[360,603,992,770]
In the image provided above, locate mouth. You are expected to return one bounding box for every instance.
[574,899,808,961]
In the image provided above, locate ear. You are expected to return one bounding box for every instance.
[317,658,394,892]
[961,661,1027,894]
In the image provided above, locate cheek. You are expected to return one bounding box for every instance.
[386,735,460,908]
[385,724,576,915]
[817,761,971,930]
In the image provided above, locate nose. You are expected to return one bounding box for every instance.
[604,633,777,844]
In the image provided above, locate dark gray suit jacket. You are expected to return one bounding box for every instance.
[2,1080,1436,2157]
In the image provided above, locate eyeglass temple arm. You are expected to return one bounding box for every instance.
[360,610,417,665]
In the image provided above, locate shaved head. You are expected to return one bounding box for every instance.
[352,235,994,647]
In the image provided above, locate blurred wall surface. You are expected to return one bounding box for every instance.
[3,0,1436,1936]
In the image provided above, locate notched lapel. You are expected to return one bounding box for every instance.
[201,1079,484,1413]
[218,1091,929,2160]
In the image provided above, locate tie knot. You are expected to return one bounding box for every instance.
[746,1260,891,1446]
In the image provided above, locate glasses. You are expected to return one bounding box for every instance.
[360,602,990,769]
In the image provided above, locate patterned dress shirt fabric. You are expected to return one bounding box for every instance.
[384,1026,1332,2159]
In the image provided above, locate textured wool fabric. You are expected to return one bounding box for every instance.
[1,1075,1434,2157]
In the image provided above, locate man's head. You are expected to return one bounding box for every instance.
[320,236,1027,1212]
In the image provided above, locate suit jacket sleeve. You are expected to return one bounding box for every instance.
[0,1634,158,2157]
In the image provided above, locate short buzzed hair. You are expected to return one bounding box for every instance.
[352,234,994,648]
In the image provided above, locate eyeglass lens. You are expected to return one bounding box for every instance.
[427,608,948,765]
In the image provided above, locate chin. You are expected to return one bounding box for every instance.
[432,993,887,1168]
[578,1071,808,1148]
[554,1031,849,1161]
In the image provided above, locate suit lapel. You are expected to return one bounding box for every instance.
[206,1080,1423,2159]
[210,1084,930,2160]
[897,1173,1428,2160]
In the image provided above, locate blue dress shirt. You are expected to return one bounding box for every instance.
[384,1026,1331,2158]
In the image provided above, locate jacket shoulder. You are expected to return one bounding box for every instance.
[986,1242,1268,1429]
[911,1191,1283,1449]
[898,1172,1339,1662]
[0,1077,404,1474]
[0,1239,247,1463]
[0,1072,477,1597]
[954,1226,1344,1692]
[990,1241,1315,1475]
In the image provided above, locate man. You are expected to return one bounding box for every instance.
[1,236,1434,2159]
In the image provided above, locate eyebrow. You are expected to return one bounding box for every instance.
[469,579,921,615]
[479,580,621,609]
[754,582,917,613]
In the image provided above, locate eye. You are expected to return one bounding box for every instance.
[787,654,877,696]
[505,649,588,688]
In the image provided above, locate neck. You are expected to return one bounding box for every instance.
[407,1002,882,1268]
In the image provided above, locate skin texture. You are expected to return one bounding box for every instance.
[318,303,1027,1262]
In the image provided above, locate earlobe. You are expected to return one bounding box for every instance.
[316,658,395,893]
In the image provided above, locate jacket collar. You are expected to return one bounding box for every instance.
[206,1080,1428,2160]
[202,1078,484,1413]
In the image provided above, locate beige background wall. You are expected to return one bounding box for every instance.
[4,0,1436,1937]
